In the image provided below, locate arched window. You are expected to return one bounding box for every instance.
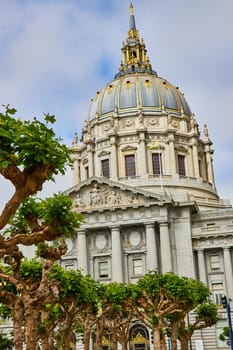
[129,324,150,350]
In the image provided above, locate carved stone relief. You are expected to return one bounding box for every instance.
[121,119,135,128]
[123,226,145,250]
[147,118,159,127]
[94,232,110,252]
[88,230,110,253]
[168,115,180,129]
[73,183,148,210]
[193,235,233,249]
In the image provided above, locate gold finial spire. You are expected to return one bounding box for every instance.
[130,3,134,15]
[115,3,157,78]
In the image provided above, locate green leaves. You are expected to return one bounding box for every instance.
[19,259,42,282]
[6,194,83,238]
[0,105,72,177]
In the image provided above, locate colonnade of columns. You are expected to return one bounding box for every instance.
[77,221,173,282]
[72,132,216,189]
[196,247,233,298]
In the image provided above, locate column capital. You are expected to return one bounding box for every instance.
[196,248,205,252]
[111,226,120,232]
[223,247,231,251]
[159,221,169,227]
[145,222,155,229]
[77,229,86,235]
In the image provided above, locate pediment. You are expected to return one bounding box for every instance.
[121,145,137,152]
[65,176,172,212]
[97,150,111,157]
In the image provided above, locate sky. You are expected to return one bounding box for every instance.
[0,0,233,209]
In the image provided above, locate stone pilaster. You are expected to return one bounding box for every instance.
[139,132,148,176]
[223,247,233,299]
[145,222,158,271]
[87,143,94,177]
[110,136,118,180]
[192,141,200,178]
[196,249,207,285]
[168,134,176,175]
[111,226,123,282]
[77,230,88,275]
[159,221,172,273]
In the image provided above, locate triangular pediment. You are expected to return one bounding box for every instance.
[65,176,172,212]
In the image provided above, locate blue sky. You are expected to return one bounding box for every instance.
[0,0,233,207]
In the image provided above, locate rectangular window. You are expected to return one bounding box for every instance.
[101,159,110,178]
[210,255,220,271]
[212,282,224,304]
[152,153,162,175]
[133,258,143,276]
[99,261,108,278]
[177,154,186,176]
[125,154,136,177]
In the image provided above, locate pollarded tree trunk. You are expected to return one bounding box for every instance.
[153,327,161,350]
[41,333,55,350]
[24,305,39,350]
[83,329,91,350]
[160,331,167,350]
[13,299,24,350]
[170,322,179,350]
[111,332,118,350]
[121,339,128,350]
[180,338,189,350]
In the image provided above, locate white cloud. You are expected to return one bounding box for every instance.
[0,0,232,207]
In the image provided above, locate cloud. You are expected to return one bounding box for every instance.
[0,0,232,207]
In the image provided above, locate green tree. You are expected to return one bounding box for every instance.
[219,326,230,345]
[0,106,83,350]
[0,334,13,350]
[137,271,214,350]
[177,303,219,350]
[100,283,140,350]
[46,265,98,350]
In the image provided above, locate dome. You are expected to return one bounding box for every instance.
[88,74,192,120]
[72,3,219,208]
[88,3,191,121]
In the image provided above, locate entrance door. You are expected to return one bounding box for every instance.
[129,324,150,350]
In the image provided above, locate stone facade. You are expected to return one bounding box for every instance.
[63,4,233,350]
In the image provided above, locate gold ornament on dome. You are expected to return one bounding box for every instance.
[144,79,152,88]
[124,80,133,89]
[107,84,114,93]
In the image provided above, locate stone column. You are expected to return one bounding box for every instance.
[80,161,86,182]
[192,141,200,178]
[145,223,158,271]
[110,136,118,180]
[159,222,172,273]
[168,134,176,175]
[139,132,148,176]
[77,230,88,275]
[205,149,214,184]
[72,153,80,186]
[223,247,233,299]
[87,144,94,177]
[196,249,207,285]
[111,226,123,282]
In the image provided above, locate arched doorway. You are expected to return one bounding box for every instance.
[129,324,150,350]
